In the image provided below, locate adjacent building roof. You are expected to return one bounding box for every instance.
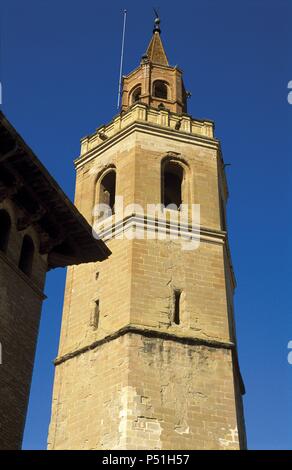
[0,111,111,269]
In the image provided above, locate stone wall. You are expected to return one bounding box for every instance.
[48,333,242,450]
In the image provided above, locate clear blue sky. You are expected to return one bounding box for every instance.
[1,0,291,450]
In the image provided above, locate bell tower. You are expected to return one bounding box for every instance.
[122,17,187,114]
[48,16,246,450]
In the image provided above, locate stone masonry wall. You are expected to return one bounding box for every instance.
[48,333,241,450]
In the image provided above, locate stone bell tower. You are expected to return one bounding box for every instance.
[48,17,246,450]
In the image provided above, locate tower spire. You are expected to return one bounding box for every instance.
[146,11,169,66]
[121,10,187,114]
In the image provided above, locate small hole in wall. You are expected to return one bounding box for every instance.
[173,290,181,325]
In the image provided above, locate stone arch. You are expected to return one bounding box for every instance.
[153,80,169,100]
[161,156,190,209]
[130,84,142,105]
[94,165,117,221]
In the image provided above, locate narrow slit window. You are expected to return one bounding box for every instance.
[220,196,227,231]
[91,299,100,329]
[173,290,181,325]
[0,209,11,253]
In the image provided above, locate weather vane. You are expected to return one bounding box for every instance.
[153,8,161,33]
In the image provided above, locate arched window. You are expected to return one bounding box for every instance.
[18,235,34,277]
[131,86,141,104]
[0,209,11,253]
[162,161,183,209]
[153,80,168,100]
[99,170,116,214]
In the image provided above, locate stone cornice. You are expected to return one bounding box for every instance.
[75,105,219,169]
[54,325,245,395]
[122,62,182,80]
[94,212,236,288]
[94,213,226,246]
[54,324,235,366]
[76,120,219,169]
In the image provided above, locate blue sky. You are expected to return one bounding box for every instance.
[1,0,292,450]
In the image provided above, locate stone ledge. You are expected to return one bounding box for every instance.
[94,213,226,246]
[54,324,234,366]
[76,104,217,167]
[54,325,245,396]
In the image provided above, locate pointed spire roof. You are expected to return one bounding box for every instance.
[146,15,169,66]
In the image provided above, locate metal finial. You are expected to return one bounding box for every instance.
[153,8,161,34]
